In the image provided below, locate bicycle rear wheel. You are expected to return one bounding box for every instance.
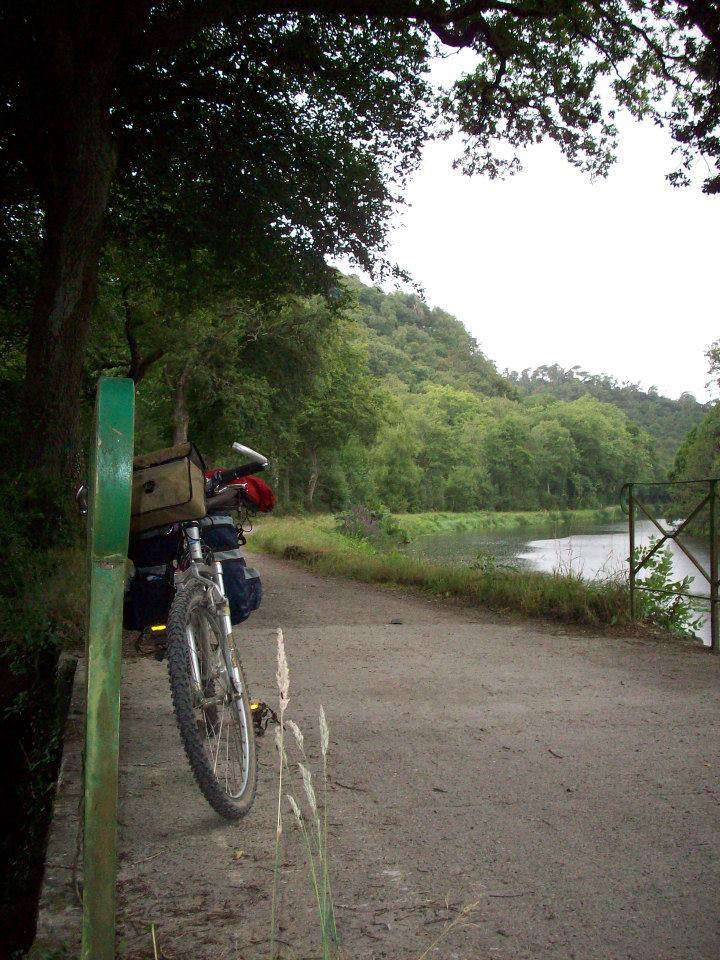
[166,583,257,819]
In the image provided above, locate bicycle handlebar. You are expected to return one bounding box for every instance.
[231,442,268,467]
[215,460,267,486]
[206,441,269,494]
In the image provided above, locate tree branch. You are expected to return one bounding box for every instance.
[123,288,165,383]
[140,0,559,56]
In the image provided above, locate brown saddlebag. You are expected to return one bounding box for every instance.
[131,443,206,533]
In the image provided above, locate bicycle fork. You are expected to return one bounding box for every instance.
[184,522,244,701]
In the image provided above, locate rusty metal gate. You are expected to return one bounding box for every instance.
[622,479,718,652]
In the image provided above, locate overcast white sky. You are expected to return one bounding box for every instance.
[339,51,719,402]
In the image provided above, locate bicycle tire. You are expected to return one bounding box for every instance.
[166,583,257,820]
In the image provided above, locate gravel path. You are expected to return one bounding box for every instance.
[38,551,720,959]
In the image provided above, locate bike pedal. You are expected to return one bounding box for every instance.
[250,700,279,736]
[150,624,167,660]
[134,625,168,660]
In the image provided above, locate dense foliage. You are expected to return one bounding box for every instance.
[344,276,514,398]
[368,386,656,512]
[672,405,720,483]
[91,273,662,513]
[508,365,707,474]
[4,1,720,482]
[666,341,719,526]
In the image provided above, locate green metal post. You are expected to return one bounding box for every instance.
[628,483,635,622]
[81,378,134,960]
[710,480,717,653]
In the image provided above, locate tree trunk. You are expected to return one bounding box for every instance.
[171,364,193,445]
[282,469,291,509]
[24,135,117,482]
[124,291,164,383]
[307,448,319,508]
[23,26,120,485]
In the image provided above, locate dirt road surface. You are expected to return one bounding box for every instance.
[39,552,720,959]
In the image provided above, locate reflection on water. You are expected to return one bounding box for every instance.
[403,518,712,646]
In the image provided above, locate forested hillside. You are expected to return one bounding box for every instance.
[343,276,514,398]
[667,341,720,523]
[341,281,703,477]
[75,272,665,514]
[507,365,707,473]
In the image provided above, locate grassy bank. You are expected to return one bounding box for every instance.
[251,514,631,629]
[0,538,85,955]
[394,506,624,539]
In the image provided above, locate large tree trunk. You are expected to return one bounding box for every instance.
[23,20,120,485]
[24,132,116,482]
[171,364,193,445]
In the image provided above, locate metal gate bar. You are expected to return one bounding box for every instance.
[623,479,718,652]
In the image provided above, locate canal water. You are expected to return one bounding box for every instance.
[403,518,712,645]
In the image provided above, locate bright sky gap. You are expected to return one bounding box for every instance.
[337,50,718,403]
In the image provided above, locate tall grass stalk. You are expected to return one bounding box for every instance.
[286,792,328,953]
[319,705,338,946]
[285,707,338,958]
[269,628,289,959]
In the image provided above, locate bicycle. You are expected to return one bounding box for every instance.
[162,441,269,820]
[80,441,270,820]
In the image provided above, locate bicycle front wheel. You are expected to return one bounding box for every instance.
[166,583,257,819]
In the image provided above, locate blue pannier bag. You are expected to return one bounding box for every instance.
[124,565,174,630]
[200,513,262,624]
[124,524,179,630]
[222,559,263,625]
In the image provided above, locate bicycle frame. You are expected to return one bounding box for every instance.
[178,521,246,705]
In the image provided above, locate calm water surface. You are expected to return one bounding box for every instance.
[403,518,712,645]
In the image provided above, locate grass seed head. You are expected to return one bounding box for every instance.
[298,763,318,814]
[287,794,303,823]
[319,704,329,757]
[276,627,289,715]
[286,719,304,752]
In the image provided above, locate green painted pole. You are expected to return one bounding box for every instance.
[81,378,134,960]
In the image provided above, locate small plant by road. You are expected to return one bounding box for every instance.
[633,540,704,638]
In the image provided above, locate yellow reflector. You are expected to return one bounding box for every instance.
[150,624,166,632]
[250,701,260,711]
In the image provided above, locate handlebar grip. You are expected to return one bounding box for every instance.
[216,460,267,486]
[231,442,268,467]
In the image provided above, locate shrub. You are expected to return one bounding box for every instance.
[335,505,407,544]
[633,540,704,638]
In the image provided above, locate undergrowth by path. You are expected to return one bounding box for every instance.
[250,515,632,629]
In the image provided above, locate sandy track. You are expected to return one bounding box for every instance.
[39,552,720,959]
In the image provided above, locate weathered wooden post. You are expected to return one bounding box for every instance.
[82,377,134,960]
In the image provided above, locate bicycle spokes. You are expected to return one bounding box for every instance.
[187,608,250,799]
